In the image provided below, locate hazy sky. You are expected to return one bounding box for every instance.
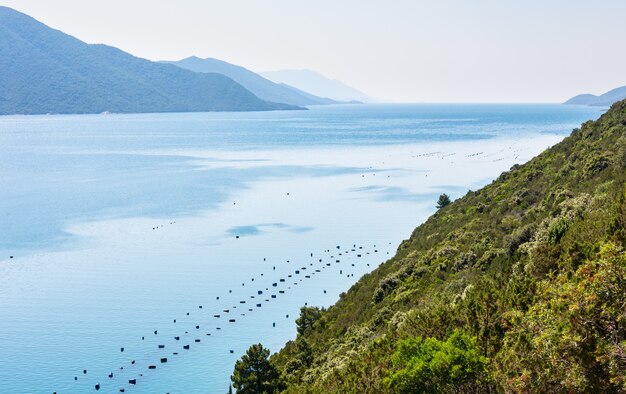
[4,0,626,102]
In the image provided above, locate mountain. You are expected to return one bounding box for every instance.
[564,85,626,106]
[0,7,299,115]
[261,69,372,103]
[163,56,337,106]
[239,101,626,393]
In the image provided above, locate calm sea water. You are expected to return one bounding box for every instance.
[0,104,603,393]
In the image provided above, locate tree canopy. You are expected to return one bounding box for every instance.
[231,344,283,393]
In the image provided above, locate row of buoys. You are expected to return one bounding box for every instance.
[73,240,390,392]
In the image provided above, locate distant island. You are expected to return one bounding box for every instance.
[261,69,372,103]
[564,85,626,106]
[0,6,301,115]
[162,56,338,107]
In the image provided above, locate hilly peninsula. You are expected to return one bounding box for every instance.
[565,85,626,107]
[244,100,626,393]
[0,6,299,115]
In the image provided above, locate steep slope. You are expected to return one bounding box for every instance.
[272,100,626,393]
[261,69,372,103]
[565,85,626,107]
[164,56,336,106]
[0,7,299,115]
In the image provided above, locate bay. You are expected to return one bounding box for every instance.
[0,104,603,393]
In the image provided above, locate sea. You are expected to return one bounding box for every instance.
[0,104,604,393]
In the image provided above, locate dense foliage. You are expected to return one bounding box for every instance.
[231,344,284,394]
[264,100,626,393]
[0,7,298,115]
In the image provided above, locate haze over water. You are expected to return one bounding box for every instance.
[0,104,603,393]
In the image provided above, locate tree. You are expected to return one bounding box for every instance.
[436,193,451,209]
[385,330,490,393]
[231,344,283,393]
[296,306,322,336]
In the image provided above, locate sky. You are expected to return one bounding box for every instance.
[3,0,626,103]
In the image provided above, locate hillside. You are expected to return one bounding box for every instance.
[163,56,336,106]
[264,100,626,393]
[261,69,371,103]
[565,85,626,107]
[0,7,299,115]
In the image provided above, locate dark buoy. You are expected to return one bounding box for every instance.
[109,372,113,378]
[148,365,156,369]
[236,235,239,239]
[173,319,176,323]
[272,322,276,327]
[174,336,180,340]
[95,383,100,390]
[120,347,124,352]
[158,345,165,348]
[160,358,167,363]
[229,350,234,354]
[83,370,87,374]
[195,325,200,329]
[198,305,202,309]
[129,379,136,385]
[195,339,201,342]
[183,345,190,350]
[229,319,236,322]
[154,330,158,335]
[75,377,77,381]
[131,360,135,364]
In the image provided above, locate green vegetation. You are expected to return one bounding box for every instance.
[231,344,284,393]
[248,100,626,393]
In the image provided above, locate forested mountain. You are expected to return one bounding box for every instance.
[238,100,626,393]
[0,7,299,115]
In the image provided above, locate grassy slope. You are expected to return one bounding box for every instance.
[272,100,626,393]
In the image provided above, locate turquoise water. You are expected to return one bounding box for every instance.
[0,104,603,393]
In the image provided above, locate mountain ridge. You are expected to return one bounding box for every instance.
[0,6,300,115]
[162,56,337,106]
[261,69,372,103]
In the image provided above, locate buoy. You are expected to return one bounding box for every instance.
[109,373,113,378]
[131,360,135,364]
[148,365,156,369]
[160,358,167,363]
[154,330,158,335]
[273,322,276,327]
[83,370,87,374]
[195,339,200,342]
[173,319,176,323]
[198,305,202,309]
[229,319,236,322]
[230,350,234,354]
[129,379,136,385]
[183,345,190,349]
[120,347,124,352]
[196,325,200,329]
[95,383,100,390]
